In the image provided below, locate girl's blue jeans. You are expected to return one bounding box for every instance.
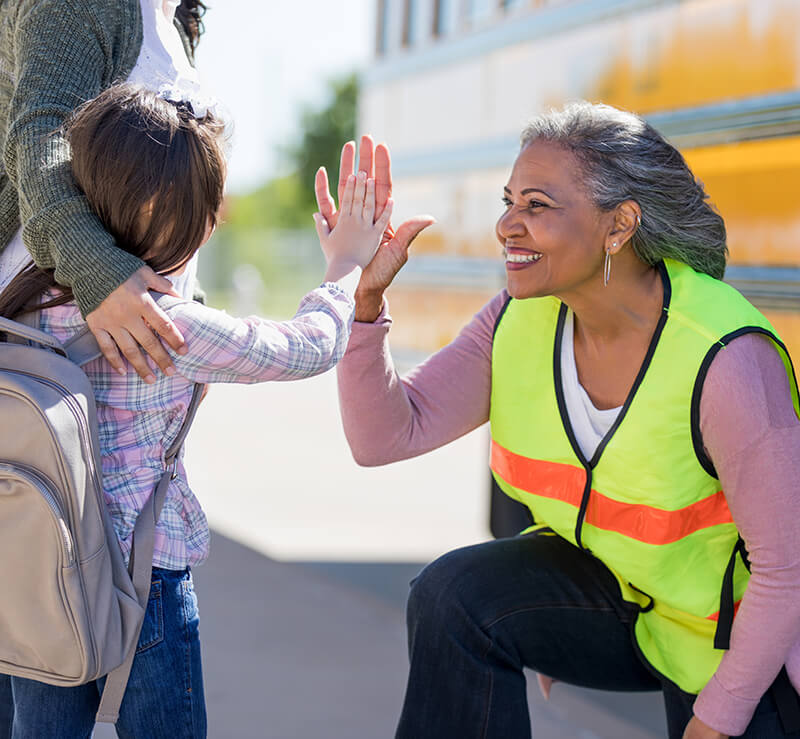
[5,567,206,739]
[396,531,797,739]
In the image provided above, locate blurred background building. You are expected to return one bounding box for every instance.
[358,0,800,356]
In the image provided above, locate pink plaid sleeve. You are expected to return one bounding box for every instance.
[167,283,355,384]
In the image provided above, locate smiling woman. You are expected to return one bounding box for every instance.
[326,102,800,739]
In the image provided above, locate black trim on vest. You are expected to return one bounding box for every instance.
[492,294,513,340]
[553,261,672,550]
[690,327,798,479]
[627,582,655,613]
[552,305,593,548]
[713,536,748,649]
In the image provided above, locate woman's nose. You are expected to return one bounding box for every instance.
[496,206,524,240]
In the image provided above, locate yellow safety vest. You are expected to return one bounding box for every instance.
[490,259,799,692]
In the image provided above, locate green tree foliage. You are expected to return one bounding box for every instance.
[225,173,310,230]
[287,72,359,215]
[223,72,358,230]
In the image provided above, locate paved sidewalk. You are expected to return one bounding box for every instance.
[99,531,665,738]
[92,373,667,738]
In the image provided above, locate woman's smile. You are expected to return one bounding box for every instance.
[504,246,542,270]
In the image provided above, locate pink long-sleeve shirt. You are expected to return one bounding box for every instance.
[336,290,800,736]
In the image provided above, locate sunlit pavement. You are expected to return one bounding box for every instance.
[95,369,665,738]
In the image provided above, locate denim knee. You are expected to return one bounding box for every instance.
[407,546,484,630]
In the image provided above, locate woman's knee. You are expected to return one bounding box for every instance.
[406,543,496,630]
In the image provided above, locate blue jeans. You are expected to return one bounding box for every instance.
[8,568,206,739]
[397,532,797,738]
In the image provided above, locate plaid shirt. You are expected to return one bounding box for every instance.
[38,284,354,570]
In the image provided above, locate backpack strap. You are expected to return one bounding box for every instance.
[95,381,204,724]
[62,326,103,366]
[0,313,68,355]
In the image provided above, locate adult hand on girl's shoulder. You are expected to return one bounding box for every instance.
[682,715,728,739]
[86,266,186,383]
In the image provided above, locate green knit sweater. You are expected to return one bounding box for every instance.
[1,0,150,316]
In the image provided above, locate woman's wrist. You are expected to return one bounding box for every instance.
[354,287,385,323]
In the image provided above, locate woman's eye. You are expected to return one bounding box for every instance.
[501,197,512,207]
[528,200,546,210]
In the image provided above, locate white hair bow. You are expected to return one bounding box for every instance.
[157,81,218,119]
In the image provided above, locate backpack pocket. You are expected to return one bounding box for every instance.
[0,462,86,680]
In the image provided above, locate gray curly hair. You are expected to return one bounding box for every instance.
[520,102,727,279]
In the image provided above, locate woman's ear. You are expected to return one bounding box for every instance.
[606,200,641,255]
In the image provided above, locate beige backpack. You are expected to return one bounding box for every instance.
[0,305,201,724]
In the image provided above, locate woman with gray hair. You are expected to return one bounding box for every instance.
[317,103,800,738]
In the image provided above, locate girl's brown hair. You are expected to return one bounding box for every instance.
[0,84,226,319]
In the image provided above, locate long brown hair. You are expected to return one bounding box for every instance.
[176,0,208,54]
[0,84,226,320]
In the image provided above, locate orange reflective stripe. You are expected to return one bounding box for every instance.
[491,440,586,507]
[706,600,742,622]
[491,440,733,545]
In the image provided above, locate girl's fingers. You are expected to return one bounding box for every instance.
[361,177,376,223]
[312,212,330,241]
[353,170,367,216]
[340,173,356,216]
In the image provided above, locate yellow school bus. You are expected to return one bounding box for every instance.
[361,0,800,358]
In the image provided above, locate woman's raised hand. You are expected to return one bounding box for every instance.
[315,135,434,322]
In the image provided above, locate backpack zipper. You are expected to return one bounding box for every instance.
[0,462,75,566]
[3,370,104,506]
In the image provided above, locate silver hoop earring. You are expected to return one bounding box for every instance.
[604,245,615,287]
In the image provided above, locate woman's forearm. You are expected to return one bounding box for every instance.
[336,293,507,465]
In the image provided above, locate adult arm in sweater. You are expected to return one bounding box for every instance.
[5,0,184,377]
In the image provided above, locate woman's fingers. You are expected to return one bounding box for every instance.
[358,134,375,179]
[375,143,392,219]
[391,215,436,251]
[374,197,393,233]
[315,167,337,225]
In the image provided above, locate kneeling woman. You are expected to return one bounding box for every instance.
[324,105,800,738]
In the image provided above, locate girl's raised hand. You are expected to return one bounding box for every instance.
[313,170,393,275]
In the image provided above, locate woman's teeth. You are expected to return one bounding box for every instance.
[505,251,541,263]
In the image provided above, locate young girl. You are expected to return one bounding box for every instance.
[0,83,391,738]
